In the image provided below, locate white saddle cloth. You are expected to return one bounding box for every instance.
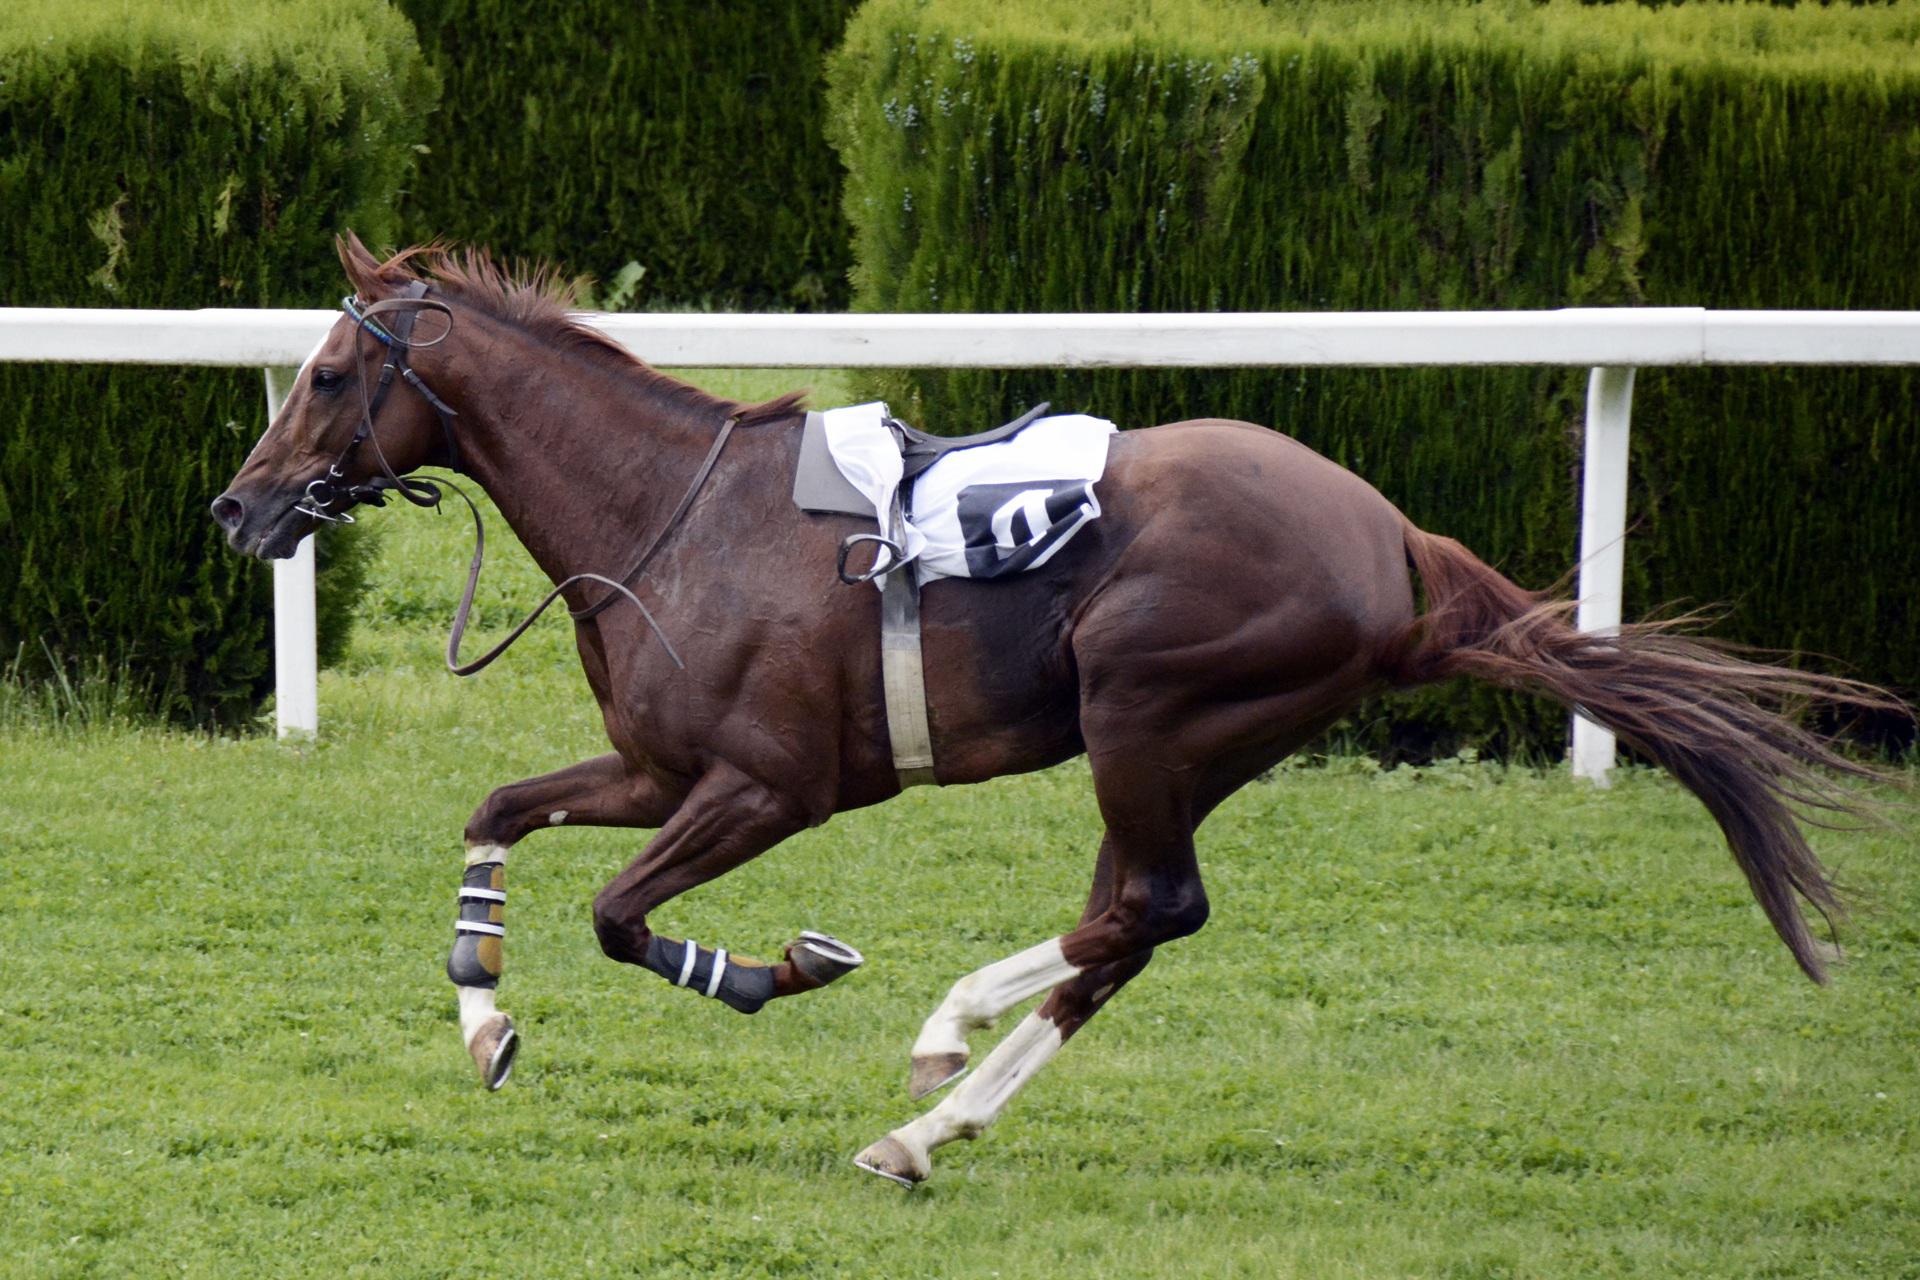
[819,401,1117,588]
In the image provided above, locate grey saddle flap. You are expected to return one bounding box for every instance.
[792,411,873,517]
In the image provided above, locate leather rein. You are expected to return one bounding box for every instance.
[297,282,737,676]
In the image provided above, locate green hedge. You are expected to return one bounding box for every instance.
[830,0,1920,758]
[395,0,857,310]
[0,0,434,727]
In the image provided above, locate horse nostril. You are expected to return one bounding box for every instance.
[210,494,246,532]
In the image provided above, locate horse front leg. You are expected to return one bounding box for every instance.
[451,752,680,1089]
[590,761,865,1017]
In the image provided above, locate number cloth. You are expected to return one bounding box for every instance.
[818,401,1116,588]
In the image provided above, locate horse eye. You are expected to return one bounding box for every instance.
[312,368,345,394]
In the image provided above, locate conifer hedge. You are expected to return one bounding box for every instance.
[0,0,435,726]
[396,0,857,309]
[830,0,1920,757]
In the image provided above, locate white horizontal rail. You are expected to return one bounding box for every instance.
[3,307,1915,777]
[5,306,1920,367]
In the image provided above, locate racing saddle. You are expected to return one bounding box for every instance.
[897,402,1052,482]
[792,402,1052,516]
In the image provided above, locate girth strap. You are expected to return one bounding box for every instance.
[881,569,936,788]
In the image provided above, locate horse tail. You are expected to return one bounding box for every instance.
[1383,522,1907,984]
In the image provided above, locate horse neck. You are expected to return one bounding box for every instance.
[429,312,735,588]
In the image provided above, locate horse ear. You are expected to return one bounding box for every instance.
[336,230,395,300]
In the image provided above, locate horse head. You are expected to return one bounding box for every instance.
[211,231,454,559]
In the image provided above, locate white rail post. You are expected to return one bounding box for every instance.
[1571,366,1636,784]
[261,365,317,739]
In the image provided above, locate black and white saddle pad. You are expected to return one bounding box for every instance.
[817,402,1116,587]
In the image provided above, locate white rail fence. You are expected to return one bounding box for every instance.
[5,306,1918,781]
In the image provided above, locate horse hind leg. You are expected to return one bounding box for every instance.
[900,769,1204,1096]
[858,767,1206,1185]
[903,935,1083,1099]
[899,830,1127,1100]
[857,553,1378,1182]
[857,1006,1073,1186]
[856,948,1154,1186]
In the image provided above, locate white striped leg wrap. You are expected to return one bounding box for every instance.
[448,863,507,988]
[670,938,731,999]
[456,886,507,936]
[642,935,774,1015]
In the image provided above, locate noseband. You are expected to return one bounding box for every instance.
[290,281,735,675]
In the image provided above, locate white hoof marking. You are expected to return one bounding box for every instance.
[457,984,501,1047]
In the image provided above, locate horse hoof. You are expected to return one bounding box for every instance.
[469,1013,518,1090]
[788,931,864,988]
[854,1135,927,1188]
[909,1052,969,1100]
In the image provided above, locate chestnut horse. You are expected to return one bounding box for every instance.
[213,237,1896,1186]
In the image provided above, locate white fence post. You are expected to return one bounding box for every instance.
[261,365,317,739]
[1571,365,1636,784]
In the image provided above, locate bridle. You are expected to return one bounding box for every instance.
[294,281,743,676]
[295,281,458,525]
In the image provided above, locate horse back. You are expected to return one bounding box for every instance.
[916,419,1416,786]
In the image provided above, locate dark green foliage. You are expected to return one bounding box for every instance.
[830,0,1920,757]
[0,1,435,727]
[396,0,857,309]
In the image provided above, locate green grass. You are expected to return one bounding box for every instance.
[3,370,1917,1278]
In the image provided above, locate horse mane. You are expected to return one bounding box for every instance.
[335,233,807,427]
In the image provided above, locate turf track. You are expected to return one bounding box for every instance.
[3,372,1914,1278]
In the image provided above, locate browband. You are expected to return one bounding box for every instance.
[340,294,399,347]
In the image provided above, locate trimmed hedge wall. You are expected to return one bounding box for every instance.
[830,0,1920,758]
[396,0,857,310]
[0,0,434,726]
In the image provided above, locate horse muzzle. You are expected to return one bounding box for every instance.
[209,487,315,560]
